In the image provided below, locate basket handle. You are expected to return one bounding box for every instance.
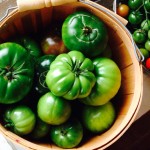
[17,0,77,12]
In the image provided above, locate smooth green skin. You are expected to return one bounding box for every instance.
[30,117,51,140]
[50,119,83,148]
[100,45,112,58]
[128,11,143,25]
[80,57,121,106]
[148,30,150,39]
[82,101,115,133]
[133,29,147,44]
[141,20,150,31]
[128,0,143,10]
[34,55,56,95]
[139,48,149,59]
[0,42,34,104]
[62,11,108,57]
[144,0,150,12]
[46,51,96,100]
[37,92,71,125]
[4,105,36,135]
[145,40,150,51]
[13,36,41,61]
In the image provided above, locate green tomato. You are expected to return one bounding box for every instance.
[128,0,143,10]
[144,0,150,12]
[30,117,50,140]
[37,92,71,125]
[145,40,150,51]
[81,101,116,133]
[128,11,143,25]
[46,51,96,100]
[62,11,108,57]
[141,20,150,31]
[50,118,83,149]
[0,42,34,104]
[12,36,41,62]
[100,45,112,58]
[34,55,56,95]
[80,57,121,106]
[4,105,36,136]
[133,29,147,44]
[139,48,149,59]
[148,30,150,39]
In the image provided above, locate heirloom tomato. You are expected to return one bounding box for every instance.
[80,57,121,106]
[0,42,34,104]
[4,105,36,135]
[62,11,108,57]
[46,51,96,100]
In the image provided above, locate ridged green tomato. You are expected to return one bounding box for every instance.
[46,51,96,100]
[4,105,36,135]
[0,42,34,104]
[80,57,121,106]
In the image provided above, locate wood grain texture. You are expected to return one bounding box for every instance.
[0,1,143,149]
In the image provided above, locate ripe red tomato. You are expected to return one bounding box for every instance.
[117,4,130,18]
[145,57,150,69]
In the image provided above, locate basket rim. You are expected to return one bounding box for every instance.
[0,1,143,150]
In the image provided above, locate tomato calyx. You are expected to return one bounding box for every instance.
[4,121,14,128]
[60,128,69,136]
[73,61,86,76]
[82,26,92,35]
[0,66,15,81]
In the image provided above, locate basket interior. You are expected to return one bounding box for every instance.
[0,2,142,150]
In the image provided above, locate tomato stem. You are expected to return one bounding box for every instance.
[83,26,92,35]
[143,0,149,20]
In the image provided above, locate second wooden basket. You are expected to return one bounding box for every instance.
[0,0,143,149]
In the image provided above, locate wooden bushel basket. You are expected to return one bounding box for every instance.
[0,0,143,149]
